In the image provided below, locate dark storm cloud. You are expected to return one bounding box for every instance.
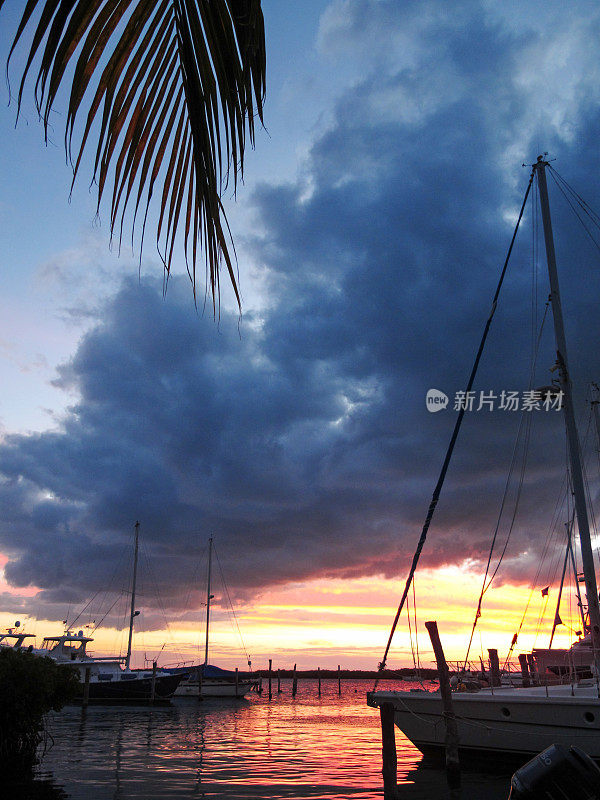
[2,0,600,624]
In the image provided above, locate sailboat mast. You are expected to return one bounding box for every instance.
[204,536,213,665]
[535,156,600,662]
[125,521,140,671]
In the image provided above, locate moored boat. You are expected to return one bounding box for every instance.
[169,663,261,697]
[367,682,600,760]
[31,523,184,703]
[368,156,600,761]
[171,537,259,698]
[38,630,183,702]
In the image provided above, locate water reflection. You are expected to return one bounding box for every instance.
[32,680,510,799]
[7,778,70,800]
[113,713,125,800]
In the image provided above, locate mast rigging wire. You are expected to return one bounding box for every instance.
[374,167,536,681]
[461,298,550,669]
[215,548,251,664]
[547,166,600,255]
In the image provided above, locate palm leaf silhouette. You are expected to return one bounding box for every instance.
[3,0,266,310]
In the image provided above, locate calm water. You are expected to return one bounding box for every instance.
[16,680,512,800]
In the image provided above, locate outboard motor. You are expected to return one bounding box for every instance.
[509,744,600,798]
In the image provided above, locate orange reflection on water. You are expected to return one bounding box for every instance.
[37,679,509,799]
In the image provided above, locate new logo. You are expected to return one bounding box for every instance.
[426,389,449,412]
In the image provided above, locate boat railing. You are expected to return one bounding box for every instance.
[84,655,127,662]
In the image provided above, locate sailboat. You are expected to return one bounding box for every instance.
[170,537,260,697]
[367,156,600,760]
[36,522,183,702]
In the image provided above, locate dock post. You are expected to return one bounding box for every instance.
[150,661,157,704]
[292,663,298,698]
[83,667,91,708]
[488,648,501,686]
[338,664,341,695]
[518,654,531,687]
[198,666,203,701]
[526,653,539,685]
[235,667,239,697]
[268,659,272,699]
[277,668,282,693]
[425,620,461,797]
[318,667,321,696]
[380,701,398,800]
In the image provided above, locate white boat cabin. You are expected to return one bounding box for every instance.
[39,631,94,662]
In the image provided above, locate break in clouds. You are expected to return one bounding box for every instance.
[2,0,600,624]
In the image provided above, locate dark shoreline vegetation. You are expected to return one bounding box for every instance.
[0,649,79,778]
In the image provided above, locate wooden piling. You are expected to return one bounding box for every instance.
[318,667,321,696]
[526,653,538,686]
[518,653,531,687]
[268,659,272,699]
[425,620,461,797]
[338,664,341,695]
[150,661,157,704]
[83,666,91,708]
[380,702,398,800]
[277,668,282,693]
[488,648,501,687]
[292,663,298,697]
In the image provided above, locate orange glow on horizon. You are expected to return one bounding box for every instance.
[0,557,586,671]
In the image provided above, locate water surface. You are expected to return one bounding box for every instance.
[17,679,511,799]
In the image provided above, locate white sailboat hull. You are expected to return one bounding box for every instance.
[174,679,257,698]
[368,685,600,760]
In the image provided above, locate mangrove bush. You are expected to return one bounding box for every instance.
[0,648,79,776]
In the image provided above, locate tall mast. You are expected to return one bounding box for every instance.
[204,536,213,666]
[535,156,600,668]
[125,521,140,670]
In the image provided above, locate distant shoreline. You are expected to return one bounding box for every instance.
[254,668,439,680]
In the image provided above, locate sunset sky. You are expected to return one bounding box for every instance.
[1,0,600,671]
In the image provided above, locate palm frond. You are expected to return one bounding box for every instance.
[5,0,266,311]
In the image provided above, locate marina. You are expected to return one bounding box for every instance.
[3,2,600,799]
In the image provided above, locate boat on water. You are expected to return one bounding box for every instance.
[368,156,600,760]
[532,637,593,683]
[37,630,182,702]
[23,522,183,702]
[172,663,260,697]
[368,682,600,760]
[169,537,260,697]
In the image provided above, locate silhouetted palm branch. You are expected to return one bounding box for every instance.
[3,0,265,310]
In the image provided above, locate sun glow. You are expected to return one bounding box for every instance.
[0,557,586,671]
